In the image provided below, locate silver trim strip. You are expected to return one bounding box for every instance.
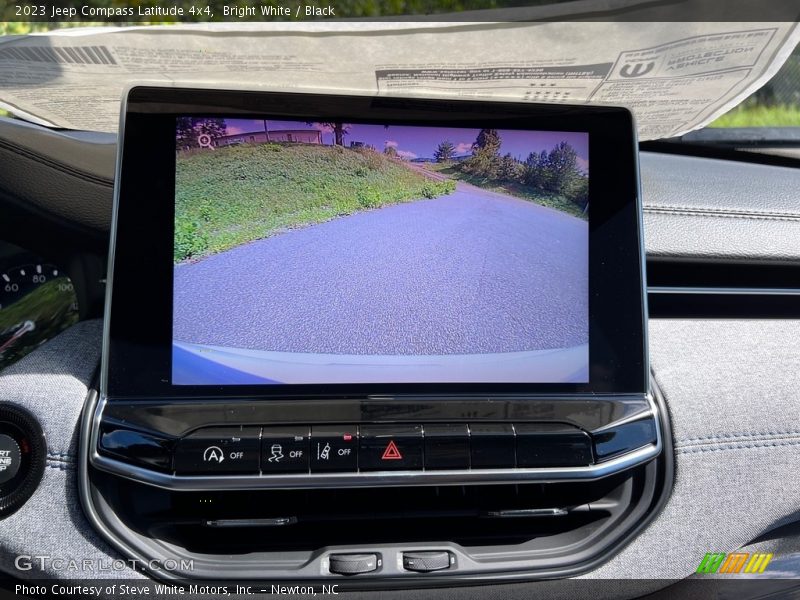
[87,393,663,491]
[485,508,569,518]
[590,407,654,432]
[98,83,130,398]
[205,517,298,527]
[79,389,151,578]
[648,286,800,296]
[90,445,660,490]
[632,110,651,396]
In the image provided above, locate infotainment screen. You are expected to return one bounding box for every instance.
[105,88,646,398]
[171,119,589,385]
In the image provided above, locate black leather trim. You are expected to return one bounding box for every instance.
[640,151,800,264]
[0,143,113,232]
[0,138,113,188]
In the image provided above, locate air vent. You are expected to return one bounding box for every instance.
[87,455,669,582]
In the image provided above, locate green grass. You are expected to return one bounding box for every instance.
[425,163,586,220]
[175,143,455,262]
[0,21,120,35]
[708,103,800,128]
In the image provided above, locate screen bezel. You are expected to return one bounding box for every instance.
[104,86,646,399]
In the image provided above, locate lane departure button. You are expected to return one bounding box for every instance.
[424,424,469,470]
[174,426,260,474]
[310,426,358,472]
[359,425,423,471]
[515,424,593,467]
[469,424,515,468]
[261,426,310,473]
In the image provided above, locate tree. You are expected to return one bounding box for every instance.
[472,128,501,154]
[544,141,581,195]
[521,142,587,207]
[198,118,226,139]
[462,128,502,178]
[523,150,549,188]
[176,117,196,149]
[176,117,227,149]
[384,145,398,158]
[499,153,522,181]
[568,176,589,211]
[315,122,349,146]
[433,140,456,162]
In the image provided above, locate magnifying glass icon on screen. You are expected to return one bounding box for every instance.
[197,134,213,148]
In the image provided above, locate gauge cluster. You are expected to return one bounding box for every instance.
[0,241,80,371]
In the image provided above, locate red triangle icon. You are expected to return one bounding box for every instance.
[381,440,403,460]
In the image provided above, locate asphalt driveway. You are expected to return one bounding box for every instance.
[173,183,588,355]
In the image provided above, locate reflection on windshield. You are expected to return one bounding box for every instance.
[0,22,798,138]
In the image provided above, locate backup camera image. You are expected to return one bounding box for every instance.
[172,118,589,385]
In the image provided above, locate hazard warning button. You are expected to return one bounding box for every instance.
[358,425,423,471]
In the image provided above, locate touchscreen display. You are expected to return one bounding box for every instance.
[172,118,589,385]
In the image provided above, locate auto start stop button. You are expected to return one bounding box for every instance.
[0,402,46,519]
[0,433,21,485]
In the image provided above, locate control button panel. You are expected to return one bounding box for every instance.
[310,426,358,472]
[261,426,310,473]
[174,426,260,474]
[359,425,423,471]
[154,419,657,478]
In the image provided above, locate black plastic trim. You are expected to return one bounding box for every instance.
[79,380,674,585]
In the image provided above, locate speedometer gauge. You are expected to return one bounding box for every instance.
[0,260,79,371]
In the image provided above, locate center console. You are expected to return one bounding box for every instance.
[80,87,670,584]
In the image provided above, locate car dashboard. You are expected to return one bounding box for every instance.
[0,113,799,598]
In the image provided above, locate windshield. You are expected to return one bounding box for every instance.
[1,15,799,146]
[709,44,800,129]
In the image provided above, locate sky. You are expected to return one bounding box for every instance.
[222,118,589,171]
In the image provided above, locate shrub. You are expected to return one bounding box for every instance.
[566,176,589,209]
[362,150,385,172]
[356,188,381,208]
[174,220,209,262]
[421,180,456,199]
[198,203,214,222]
[441,179,456,194]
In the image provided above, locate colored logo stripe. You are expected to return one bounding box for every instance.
[745,553,773,574]
[696,552,772,574]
